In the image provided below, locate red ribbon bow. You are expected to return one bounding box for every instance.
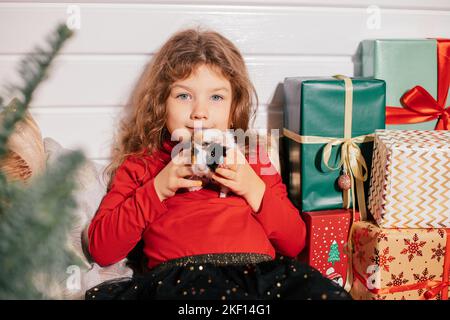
[386,39,450,130]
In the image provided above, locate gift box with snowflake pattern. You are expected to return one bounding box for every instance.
[350,221,450,300]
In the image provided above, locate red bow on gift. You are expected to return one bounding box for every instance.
[386,39,450,130]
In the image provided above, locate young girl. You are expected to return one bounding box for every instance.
[85,28,351,300]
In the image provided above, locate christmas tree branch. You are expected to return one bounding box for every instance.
[0,24,73,160]
[0,23,89,299]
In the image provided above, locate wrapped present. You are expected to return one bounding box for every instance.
[283,75,385,216]
[350,221,450,300]
[361,39,449,130]
[368,130,450,228]
[299,209,358,288]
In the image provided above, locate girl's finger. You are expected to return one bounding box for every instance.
[221,162,238,171]
[215,167,237,180]
[212,173,234,188]
[176,165,194,178]
[227,146,247,167]
[177,178,202,189]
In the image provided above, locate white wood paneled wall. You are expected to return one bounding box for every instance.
[1,1,450,165]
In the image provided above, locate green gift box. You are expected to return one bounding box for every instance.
[361,39,449,130]
[283,77,385,213]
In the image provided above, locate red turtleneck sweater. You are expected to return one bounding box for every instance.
[88,139,306,269]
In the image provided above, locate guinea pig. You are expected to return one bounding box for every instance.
[188,129,236,198]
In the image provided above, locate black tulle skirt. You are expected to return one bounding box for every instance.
[85,254,351,300]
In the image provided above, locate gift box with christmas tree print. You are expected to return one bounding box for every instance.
[283,76,385,214]
[368,130,450,228]
[299,209,359,288]
[350,221,450,300]
[360,39,449,130]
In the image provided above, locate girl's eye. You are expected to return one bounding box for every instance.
[211,95,224,102]
[176,93,191,100]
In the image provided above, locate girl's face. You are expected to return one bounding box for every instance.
[165,64,232,139]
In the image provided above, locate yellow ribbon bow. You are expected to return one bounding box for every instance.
[283,75,373,220]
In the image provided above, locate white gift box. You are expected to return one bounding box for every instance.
[368,130,450,228]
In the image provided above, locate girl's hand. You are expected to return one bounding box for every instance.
[211,147,266,212]
[154,150,202,202]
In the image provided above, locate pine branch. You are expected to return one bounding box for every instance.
[0,23,89,299]
[0,24,73,160]
[0,150,85,299]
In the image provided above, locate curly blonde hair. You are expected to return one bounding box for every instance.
[103,28,258,190]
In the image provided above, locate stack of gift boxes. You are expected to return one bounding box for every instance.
[283,39,450,299]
